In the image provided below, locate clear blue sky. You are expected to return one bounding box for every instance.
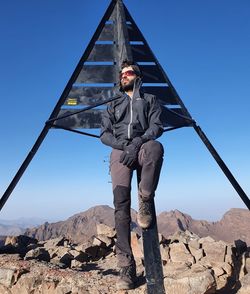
[0,0,249,222]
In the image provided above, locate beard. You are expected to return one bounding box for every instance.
[120,78,135,91]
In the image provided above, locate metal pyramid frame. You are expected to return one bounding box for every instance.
[1,0,248,211]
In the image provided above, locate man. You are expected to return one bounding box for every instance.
[100,60,164,290]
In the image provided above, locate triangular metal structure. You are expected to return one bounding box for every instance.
[46,0,193,133]
[1,0,249,291]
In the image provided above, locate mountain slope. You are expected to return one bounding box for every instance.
[24,205,138,243]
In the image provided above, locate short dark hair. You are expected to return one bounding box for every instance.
[119,60,141,78]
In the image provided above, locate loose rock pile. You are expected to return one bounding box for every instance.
[0,224,249,293]
[158,231,249,293]
[1,224,116,268]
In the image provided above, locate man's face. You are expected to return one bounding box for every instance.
[120,66,137,91]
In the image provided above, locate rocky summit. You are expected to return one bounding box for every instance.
[0,224,250,293]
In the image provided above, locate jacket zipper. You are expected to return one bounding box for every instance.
[128,97,133,139]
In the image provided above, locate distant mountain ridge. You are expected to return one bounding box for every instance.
[0,217,48,228]
[0,217,48,246]
[0,224,24,236]
[0,217,48,236]
[157,208,250,244]
[21,205,250,245]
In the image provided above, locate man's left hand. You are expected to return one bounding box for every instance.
[119,137,143,167]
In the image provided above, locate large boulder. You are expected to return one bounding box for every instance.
[201,240,227,263]
[164,264,216,294]
[24,248,50,262]
[169,242,195,264]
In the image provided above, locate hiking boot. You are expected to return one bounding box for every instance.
[137,196,153,229]
[116,264,137,290]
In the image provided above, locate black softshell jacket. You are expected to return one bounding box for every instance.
[100,90,163,150]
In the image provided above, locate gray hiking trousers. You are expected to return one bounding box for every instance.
[110,140,164,267]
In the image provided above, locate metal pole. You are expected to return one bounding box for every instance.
[136,172,165,294]
[193,123,250,210]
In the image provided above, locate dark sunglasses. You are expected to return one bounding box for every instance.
[119,70,136,79]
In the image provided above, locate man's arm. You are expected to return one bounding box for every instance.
[141,95,164,143]
[100,104,127,150]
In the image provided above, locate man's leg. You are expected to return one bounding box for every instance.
[110,149,136,289]
[137,140,164,228]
